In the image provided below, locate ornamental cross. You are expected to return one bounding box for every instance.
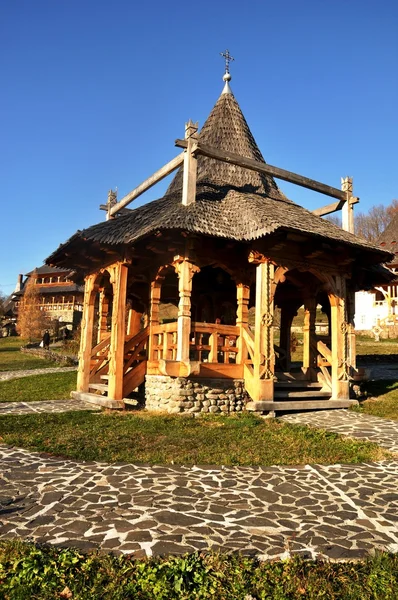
[220,49,234,73]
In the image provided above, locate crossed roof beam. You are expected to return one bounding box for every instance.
[100,124,358,233]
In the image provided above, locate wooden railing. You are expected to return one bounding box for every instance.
[123,326,149,374]
[88,327,150,394]
[122,326,149,396]
[190,322,239,363]
[90,335,111,378]
[312,339,332,389]
[151,322,178,361]
[241,326,254,365]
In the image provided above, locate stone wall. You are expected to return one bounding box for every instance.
[145,375,249,414]
[21,347,78,366]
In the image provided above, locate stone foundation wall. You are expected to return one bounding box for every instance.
[145,375,250,414]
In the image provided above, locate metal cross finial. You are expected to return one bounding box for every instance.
[220,49,234,74]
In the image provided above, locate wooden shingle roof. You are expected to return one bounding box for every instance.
[46,85,393,267]
[377,213,398,255]
[167,90,287,201]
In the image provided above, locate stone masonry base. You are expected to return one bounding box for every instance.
[145,375,250,414]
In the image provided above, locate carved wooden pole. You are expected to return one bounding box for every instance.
[107,263,128,401]
[236,283,250,364]
[330,274,350,399]
[127,306,142,337]
[346,284,357,372]
[279,306,296,372]
[341,177,355,233]
[303,297,317,380]
[97,288,110,343]
[182,121,198,206]
[249,252,275,401]
[148,279,162,361]
[77,273,98,392]
[173,257,199,362]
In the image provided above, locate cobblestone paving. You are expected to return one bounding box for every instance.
[280,410,398,453]
[0,367,77,382]
[0,400,100,415]
[1,445,398,560]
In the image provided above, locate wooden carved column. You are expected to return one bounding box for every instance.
[77,273,98,392]
[173,257,200,363]
[302,297,317,380]
[127,305,142,338]
[249,252,275,401]
[148,278,162,361]
[331,274,350,399]
[107,263,128,401]
[236,283,250,364]
[346,284,357,372]
[279,306,297,372]
[97,288,110,343]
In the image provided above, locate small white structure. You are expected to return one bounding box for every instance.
[355,215,398,333]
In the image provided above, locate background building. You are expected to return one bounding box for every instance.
[2,266,84,337]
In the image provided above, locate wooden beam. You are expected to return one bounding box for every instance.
[107,152,185,217]
[182,121,198,206]
[312,196,359,218]
[341,177,355,233]
[107,263,128,401]
[175,139,346,201]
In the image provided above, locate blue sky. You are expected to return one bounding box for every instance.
[1,0,397,295]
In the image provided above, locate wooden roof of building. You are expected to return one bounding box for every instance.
[47,83,393,270]
[377,213,398,256]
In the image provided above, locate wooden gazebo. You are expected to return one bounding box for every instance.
[47,65,393,414]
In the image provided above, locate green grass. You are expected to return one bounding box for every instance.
[0,337,59,371]
[0,410,390,465]
[356,335,398,356]
[352,380,398,421]
[0,371,77,402]
[1,541,398,600]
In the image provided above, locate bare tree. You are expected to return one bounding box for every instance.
[0,293,6,319]
[355,199,398,242]
[16,279,50,341]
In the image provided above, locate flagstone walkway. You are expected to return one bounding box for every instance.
[0,366,77,382]
[1,445,398,560]
[280,410,398,453]
[0,399,99,415]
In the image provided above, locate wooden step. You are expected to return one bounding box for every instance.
[71,391,124,409]
[100,375,109,380]
[274,390,331,399]
[88,383,108,392]
[246,399,358,412]
[274,381,323,389]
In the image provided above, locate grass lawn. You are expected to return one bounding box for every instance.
[353,380,398,421]
[356,335,398,357]
[0,337,59,371]
[0,411,390,465]
[2,541,398,600]
[0,371,77,402]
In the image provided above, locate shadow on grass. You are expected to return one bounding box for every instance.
[361,380,398,399]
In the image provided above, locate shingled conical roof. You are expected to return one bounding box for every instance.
[46,78,394,271]
[166,86,287,201]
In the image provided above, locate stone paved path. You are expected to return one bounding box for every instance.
[0,366,77,382]
[280,410,398,453]
[1,445,398,560]
[0,400,100,415]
